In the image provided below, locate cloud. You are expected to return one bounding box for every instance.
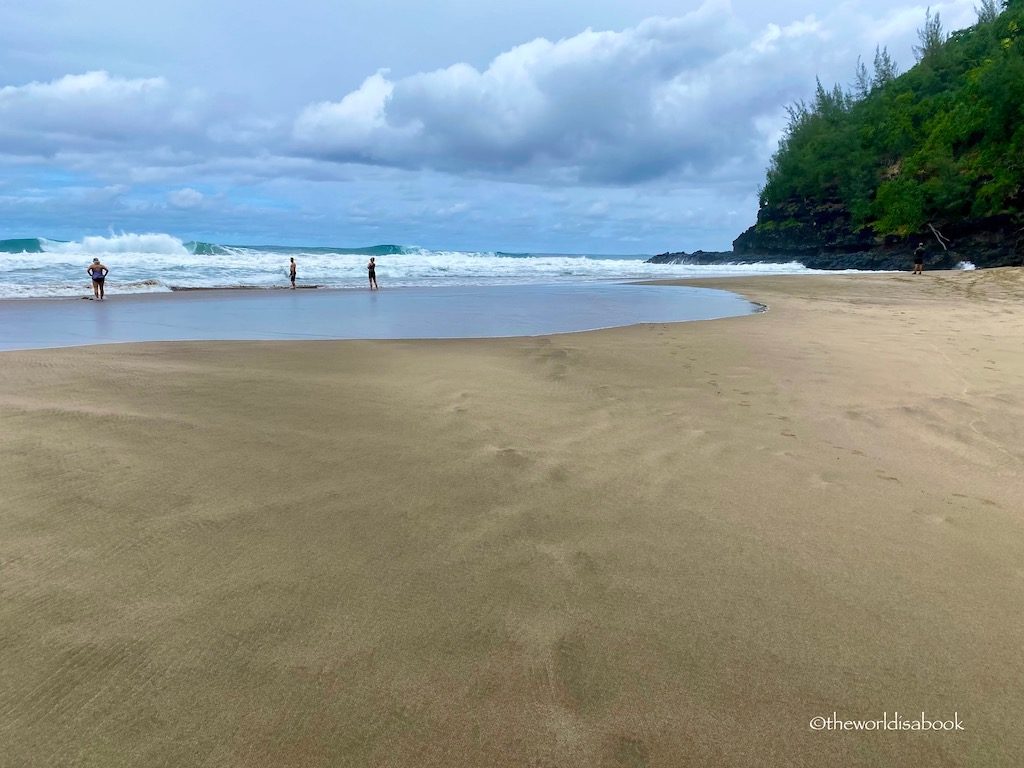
[2,1,983,193]
[0,70,294,189]
[0,71,215,157]
[291,2,840,184]
[435,201,469,216]
[168,187,205,208]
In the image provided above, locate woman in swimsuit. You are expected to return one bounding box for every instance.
[367,257,378,290]
[86,258,109,300]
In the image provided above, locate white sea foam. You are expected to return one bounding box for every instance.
[0,279,171,299]
[2,231,853,299]
[41,232,191,256]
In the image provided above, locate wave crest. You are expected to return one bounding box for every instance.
[0,238,44,254]
[41,233,190,256]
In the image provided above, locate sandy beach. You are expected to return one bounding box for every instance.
[2,270,1022,767]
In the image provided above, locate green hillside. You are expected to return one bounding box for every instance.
[735,0,1024,268]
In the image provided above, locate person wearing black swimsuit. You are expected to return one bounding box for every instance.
[86,258,109,300]
[367,257,378,290]
[289,257,297,289]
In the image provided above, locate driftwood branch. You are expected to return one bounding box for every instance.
[927,223,951,251]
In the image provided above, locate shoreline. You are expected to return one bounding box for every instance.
[0,276,722,305]
[2,269,1022,766]
[0,261,904,305]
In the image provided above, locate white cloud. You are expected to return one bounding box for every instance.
[289,2,848,184]
[1,1,984,192]
[0,69,276,173]
[294,72,397,150]
[0,71,210,156]
[168,187,204,208]
[0,70,165,101]
[292,5,753,183]
[751,16,825,53]
[436,201,469,216]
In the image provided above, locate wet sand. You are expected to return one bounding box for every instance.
[1,270,1022,767]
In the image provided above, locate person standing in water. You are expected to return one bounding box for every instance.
[367,257,378,290]
[289,257,297,289]
[86,258,109,300]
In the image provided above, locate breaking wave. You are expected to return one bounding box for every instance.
[2,231,840,299]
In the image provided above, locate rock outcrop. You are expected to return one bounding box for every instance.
[649,201,1024,271]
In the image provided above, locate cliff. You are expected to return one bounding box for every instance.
[729,202,1023,270]
[651,4,1024,271]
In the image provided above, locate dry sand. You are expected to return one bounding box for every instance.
[1,270,1023,767]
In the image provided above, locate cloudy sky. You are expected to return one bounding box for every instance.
[1,0,979,252]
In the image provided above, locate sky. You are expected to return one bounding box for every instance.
[0,0,981,253]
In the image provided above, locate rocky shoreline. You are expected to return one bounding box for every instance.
[649,205,1024,271]
[644,248,970,271]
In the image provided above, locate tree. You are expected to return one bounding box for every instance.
[914,8,947,61]
[976,0,999,23]
[755,0,1024,241]
[852,56,871,100]
[813,78,848,118]
[872,46,899,89]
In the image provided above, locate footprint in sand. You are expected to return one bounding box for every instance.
[489,446,531,468]
[810,472,841,488]
[447,391,471,414]
[951,492,1000,508]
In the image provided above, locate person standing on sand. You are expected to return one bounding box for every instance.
[289,257,297,289]
[367,257,378,290]
[86,258,108,300]
[913,243,925,275]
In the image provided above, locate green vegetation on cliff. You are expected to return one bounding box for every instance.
[751,0,1024,263]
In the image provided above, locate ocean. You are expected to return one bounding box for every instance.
[0,233,823,300]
